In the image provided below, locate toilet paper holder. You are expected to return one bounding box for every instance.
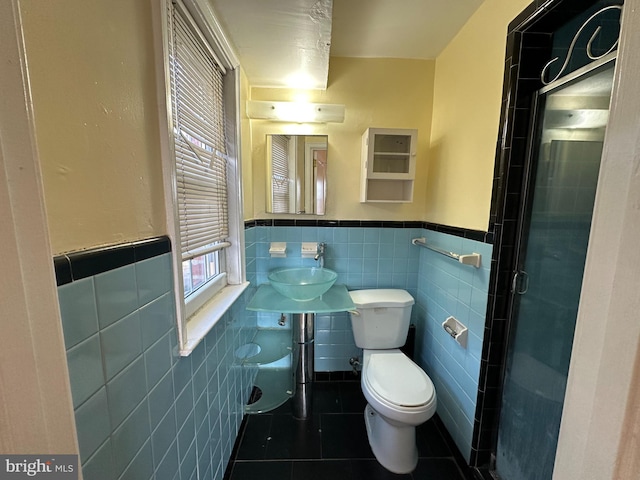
[442,316,468,348]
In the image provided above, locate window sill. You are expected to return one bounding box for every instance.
[180,281,250,356]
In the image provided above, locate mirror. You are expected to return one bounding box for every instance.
[266,134,327,214]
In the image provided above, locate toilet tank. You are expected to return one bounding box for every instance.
[348,289,415,349]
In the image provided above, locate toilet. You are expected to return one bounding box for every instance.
[349,289,437,474]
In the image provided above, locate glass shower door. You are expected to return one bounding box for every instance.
[495,61,614,480]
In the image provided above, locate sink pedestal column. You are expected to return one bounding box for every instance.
[292,313,314,419]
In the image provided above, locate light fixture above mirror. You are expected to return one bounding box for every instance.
[247,100,345,123]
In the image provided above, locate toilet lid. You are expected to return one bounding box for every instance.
[365,352,434,407]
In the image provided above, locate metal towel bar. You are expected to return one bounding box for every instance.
[411,237,481,268]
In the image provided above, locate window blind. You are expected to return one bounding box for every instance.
[271,134,290,214]
[169,1,229,261]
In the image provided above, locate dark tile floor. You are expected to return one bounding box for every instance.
[224,381,475,480]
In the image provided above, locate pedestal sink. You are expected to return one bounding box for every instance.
[247,268,352,419]
[267,267,337,418]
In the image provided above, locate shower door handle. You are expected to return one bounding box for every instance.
[512,271,529,295]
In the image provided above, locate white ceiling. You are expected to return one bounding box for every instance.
[208,0,485,90]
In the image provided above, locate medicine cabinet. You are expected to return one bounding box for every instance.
[360,128,417,203]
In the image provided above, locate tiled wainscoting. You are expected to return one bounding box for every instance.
[244,222,423,372]
[54,222,493,478]
[414,230,493,462]
[54,238,256,480]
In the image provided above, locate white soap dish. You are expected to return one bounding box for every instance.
[301,242,318,258]
[269,242,287,258]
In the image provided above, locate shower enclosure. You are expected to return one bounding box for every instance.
[495,59,615,480]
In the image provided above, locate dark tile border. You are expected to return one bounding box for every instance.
[53,256,73,286]
[132,236,172,262]
[53,236,171,286]
[245,220,493,245]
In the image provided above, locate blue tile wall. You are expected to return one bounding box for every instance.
[243,226,260,332]
[414,230,493,462]
[57,251,256,480]
[244,225,422,371]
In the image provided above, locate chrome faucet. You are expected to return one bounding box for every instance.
[314,242,326,268]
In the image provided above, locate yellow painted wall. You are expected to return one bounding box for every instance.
[428,0,532,231]
[21,0,255,251]
[250,57,435,221]
[20,0,166,255]
[19,0,529,250]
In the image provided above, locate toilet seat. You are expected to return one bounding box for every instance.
[364,351,435,408]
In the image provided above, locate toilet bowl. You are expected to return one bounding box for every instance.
[362,350,436,426]
[361,349,436,473]
[348,289,438,474]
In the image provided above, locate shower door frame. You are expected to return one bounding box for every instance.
[494,54,615,479]
[510,52,616,303]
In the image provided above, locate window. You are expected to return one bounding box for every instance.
[168,1,229,302]
[158,0,246,355]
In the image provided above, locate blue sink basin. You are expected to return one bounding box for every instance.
[268,267,338,301]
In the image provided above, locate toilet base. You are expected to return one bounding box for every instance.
[364,404,419,474]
